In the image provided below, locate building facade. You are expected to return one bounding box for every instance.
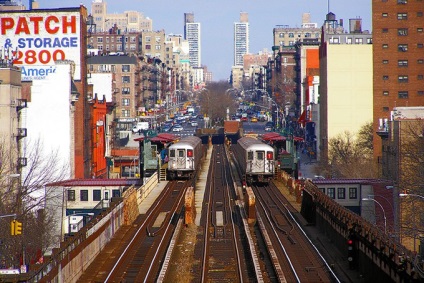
[319,14,373,162]
[234,12,249,67]
[372,0,424,164]
[90,0,152,33]
[184,13,201,68]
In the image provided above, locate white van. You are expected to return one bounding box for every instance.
[132,122,149,133]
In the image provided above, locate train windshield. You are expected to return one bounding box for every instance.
[247,151,253,160]
[170,149,175,157]
[178,149,185,157]
[257,151,264,160]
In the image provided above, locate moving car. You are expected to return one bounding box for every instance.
[264,121,274,132]
[172,124,184,132]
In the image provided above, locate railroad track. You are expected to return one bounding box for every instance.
[253,182,340,283]
[77,180,191,283]
[193,144,254,282]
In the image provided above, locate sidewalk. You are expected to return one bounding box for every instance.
[297,150,318,179]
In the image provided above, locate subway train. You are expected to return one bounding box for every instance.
[232,136,275,184]
[167,136,203,180]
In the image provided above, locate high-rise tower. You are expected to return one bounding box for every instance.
[184,13,201,67]
[234,12,249,66]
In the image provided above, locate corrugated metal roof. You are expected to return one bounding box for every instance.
[46,178,142,187]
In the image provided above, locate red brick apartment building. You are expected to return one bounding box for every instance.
[373,0,424,163]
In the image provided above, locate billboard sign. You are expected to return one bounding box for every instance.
[0,11,81,81]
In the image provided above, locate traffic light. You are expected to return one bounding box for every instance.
[11,220,22,236]
[347,237,355,269]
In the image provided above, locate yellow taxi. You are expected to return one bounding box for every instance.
[250,117,258,123]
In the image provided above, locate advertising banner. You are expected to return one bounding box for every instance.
[0,11,81,81]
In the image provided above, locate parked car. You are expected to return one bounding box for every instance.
[190,121,198,127]
[172,124,184,132]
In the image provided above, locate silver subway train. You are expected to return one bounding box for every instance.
[233,136,275,184]
[167,136,203,180]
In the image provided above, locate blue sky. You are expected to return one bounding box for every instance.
[37,0,371,81]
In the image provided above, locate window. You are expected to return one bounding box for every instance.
[418,12,423,17]
[122,98,130,106]
[355,38,363,44]
[145,44,151,50]
[122,76,130,83]
[337,188,346,199]
[319,188,325,193]
[347,38,352,44]
[383,90,389,96]
[97,37,103,43]
[418,28,424,33]
[80,190,88,201]
[257,151,264,160]
[382,13,388,17]
[397,0,407,3]
[398,44,408,52]
[398,60,408,66]
[382,28,389,33]
[418,91,424,96]
[305,33,311,38]
[122,109,130,117]
[397,13,408,19]
[93,190,101,201]
[68,190,75,201]
[383,59,389,64]
[155,45,161,50]
[112,189,121,198]
[122,65,130,72]
[383,106,390,112]
[382,44,388,49]
[418,75,424,80]
[398,28,408,36]
[398,75,409,82]
[288,33,294,38]
[418,59,424,64]
[418,43,424,48]
[327,188,335,199]
[248,151,253,160]
[170,149,175,157]
[398,91,409,98]
[349,188,357,199]
[279,32,284,38]
[122,87,130,94]
[383,75,389,80]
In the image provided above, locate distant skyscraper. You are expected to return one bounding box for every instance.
[234,12,249,66]
[184,13,201,67]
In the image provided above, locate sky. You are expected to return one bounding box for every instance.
[36,0,372,81]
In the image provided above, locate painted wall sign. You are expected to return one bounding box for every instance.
[0,11,81,81]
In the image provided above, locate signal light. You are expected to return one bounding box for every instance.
[266,151,273,160]
[11,220,23,236]
[187,149,193,157]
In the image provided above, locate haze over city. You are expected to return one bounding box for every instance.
[37,0,371,81]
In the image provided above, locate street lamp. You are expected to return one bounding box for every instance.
[268,97,279,130]
[399,193,424,200]
[362,198,387,234]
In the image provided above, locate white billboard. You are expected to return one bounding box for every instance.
[0,11,81,81]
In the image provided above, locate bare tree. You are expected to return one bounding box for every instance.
[395,120,424,248]
[315,122,377,178]
[0,137,68,269]
[198,81,238,125]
